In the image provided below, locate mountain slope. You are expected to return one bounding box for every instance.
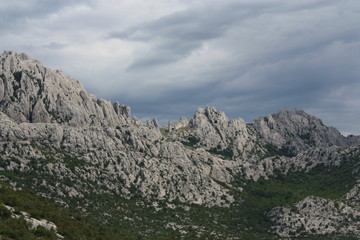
[0,51,359,239]
[0,51,130,126]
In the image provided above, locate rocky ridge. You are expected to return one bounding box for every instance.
[252,109,357,155]
[0,51,359,238]
[0,51,131,127]
[267,196,360,237]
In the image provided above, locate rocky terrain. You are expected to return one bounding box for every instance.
[0,51,359,239]
[267,196,360,237]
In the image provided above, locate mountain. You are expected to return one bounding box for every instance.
[0,51,359,239]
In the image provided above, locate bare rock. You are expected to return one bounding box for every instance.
[267,196,360,237]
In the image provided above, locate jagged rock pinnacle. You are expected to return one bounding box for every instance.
[0,51,131,127]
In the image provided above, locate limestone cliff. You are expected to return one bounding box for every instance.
[0,51,130,127]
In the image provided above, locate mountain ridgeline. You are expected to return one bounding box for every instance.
[0,51,359,239]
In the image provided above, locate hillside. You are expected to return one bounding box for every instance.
[0,51,359,239]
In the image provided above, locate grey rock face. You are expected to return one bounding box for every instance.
[0,51,130,127]
[267,196,360,237]
[166,106,259,160]
[0,51,356,206]
[252,109,359,155]
[189,106,252,153]
[0,51,360,238]
[345,182,360,208]
[0,111,235,206]
[0,52,238,206]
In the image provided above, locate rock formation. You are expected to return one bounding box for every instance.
[0,51,359,239]
[267,196,360,237]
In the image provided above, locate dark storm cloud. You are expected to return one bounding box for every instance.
[109,2,272,69]
[1,0,360,135]
[0,0,92,33]
[108,0,340,70]
[116,10,360,132]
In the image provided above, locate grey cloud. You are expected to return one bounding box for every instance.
[118,36,360,133]
[108,0,343,70]
[44,42,67,50]
[127,40,201,70]
[109,3,272,69]
[1,0,359,135]
[0,0,94,33]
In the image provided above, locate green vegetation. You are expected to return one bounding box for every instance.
[0,216,58,240]
[298,132,316,146]
[209,145,233,160]
[230,155,359,235]
[12,71,22,82]
[0,149,359,239]
[263,143,295,158]
[0,182,136,240]
[181,135,200,148]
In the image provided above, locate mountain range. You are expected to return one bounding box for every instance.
[0,51,359,239]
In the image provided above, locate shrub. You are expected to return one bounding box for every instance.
[13,71,22,82]
[0,204,12,218]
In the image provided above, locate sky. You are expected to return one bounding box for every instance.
[0,0,359,135]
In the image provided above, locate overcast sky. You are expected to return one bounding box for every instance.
[1,0,359,135]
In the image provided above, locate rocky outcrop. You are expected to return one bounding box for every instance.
[252,109,360,155]
[0,51,359,238]
[0,111,237,206]
[0,51,130,127]
[189,107,254,155]
[0,51,357,206]
[0,51,240,206]
[345,183,360,208]
[267,196,360,237]
[3,204,63,239]
[168,117,189,131]
[166,106,261,160]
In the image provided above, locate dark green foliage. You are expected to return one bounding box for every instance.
[12,71,22,82]
[230,155,359,235]
[263,143,295,158]
[181,135,200,148]
[0,183,135,240]
[209,146,233,160]
[33,226,58,239]
[298,132,316,145]
[0,217,38,240]
[0,204,11,218]
[62,154,89,171]
[299,132,311,141]
[36,78,44,96]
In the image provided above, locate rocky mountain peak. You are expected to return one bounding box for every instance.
[252,109,357,154]
[0,51,131,127]
[0,51,360,239]
[180,106,252,157]
[190,106,228,128]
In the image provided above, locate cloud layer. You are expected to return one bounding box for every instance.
[1,0,360,135]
